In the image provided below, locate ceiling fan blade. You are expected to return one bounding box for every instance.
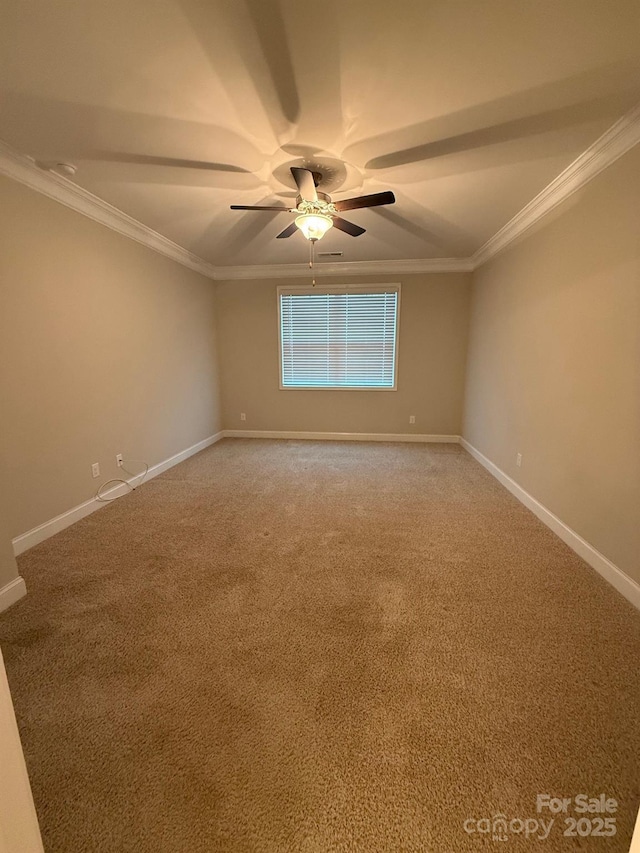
[290,167,318,202]
[333,191,395,212]
[230,204,291,211]
[332,216,365,237]
[276,222,298,239]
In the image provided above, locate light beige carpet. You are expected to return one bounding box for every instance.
[1,439,639,852]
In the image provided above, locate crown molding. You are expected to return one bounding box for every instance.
[0,140,218,280]
[0,140,470,280]
[3,100,640,281]
[471,100,640,268]
[214,257,473,280]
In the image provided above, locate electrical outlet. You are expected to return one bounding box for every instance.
[516,453,522,468]
[91,462,100,479]
[409,415,416,424]
[240,413,246,421]
[116,454,123,468]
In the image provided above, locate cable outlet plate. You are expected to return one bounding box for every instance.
[116,454,123,468]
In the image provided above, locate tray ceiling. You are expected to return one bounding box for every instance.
[1,0,639,268]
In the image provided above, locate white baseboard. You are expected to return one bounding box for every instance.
[0,577,27,614]
[222,429,461,443]
[12,431,225,557]
[460,438,640,611]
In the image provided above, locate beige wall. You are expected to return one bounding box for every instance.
[215,273,471,435]
[0,535,18,595]
[0,451,19,589]
[0,176,221,542]
[463,144,640,583]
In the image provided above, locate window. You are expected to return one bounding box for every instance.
[278,285,400,389]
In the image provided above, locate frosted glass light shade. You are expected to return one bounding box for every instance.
[295,213,333,240]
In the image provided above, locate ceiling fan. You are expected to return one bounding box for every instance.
[230,166,395,241]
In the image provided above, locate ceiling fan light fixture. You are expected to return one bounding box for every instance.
[295,213,333,241]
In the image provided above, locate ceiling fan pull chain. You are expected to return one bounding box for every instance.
[310,239,316,286]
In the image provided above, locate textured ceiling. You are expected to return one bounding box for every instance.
[1,0,639,266]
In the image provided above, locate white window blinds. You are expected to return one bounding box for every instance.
[279,287,399,389]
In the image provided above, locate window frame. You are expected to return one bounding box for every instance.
[277,283,401,391]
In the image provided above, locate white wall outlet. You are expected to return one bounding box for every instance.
[409,415,416,424]
[116,454,123,468]
[516,453,522,468]
[240,413,246,421]
[91,462,100,479]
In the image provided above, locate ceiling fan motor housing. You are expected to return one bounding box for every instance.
[297,190,331,206]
